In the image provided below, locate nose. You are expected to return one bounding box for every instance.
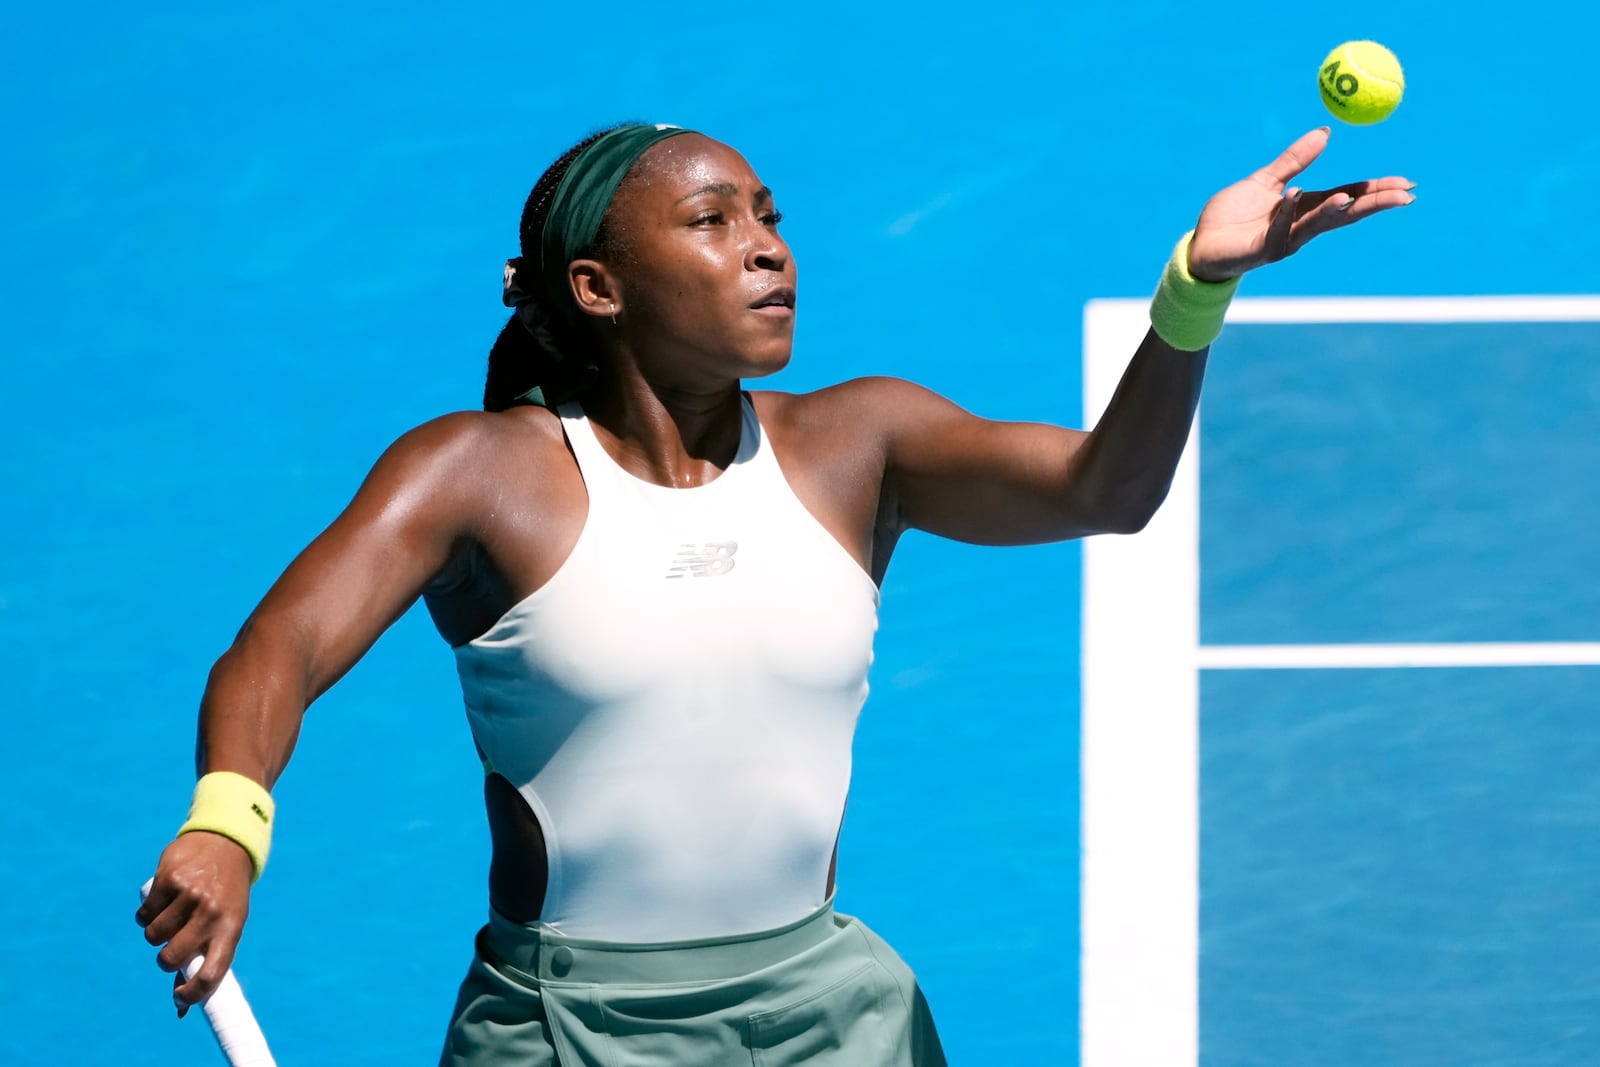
[743,224,789,274]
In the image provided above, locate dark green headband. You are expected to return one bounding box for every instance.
[539,123,695,310]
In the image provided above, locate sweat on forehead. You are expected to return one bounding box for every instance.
[621,133,753,190]
[610,141,774,237]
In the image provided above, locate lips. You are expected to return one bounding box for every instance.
[748,286,796,311]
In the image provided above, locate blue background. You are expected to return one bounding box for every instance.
[2,2,1592,1064]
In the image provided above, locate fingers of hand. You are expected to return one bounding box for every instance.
[155,918,207,976]
[141,891,197,948]
[1257,127,1332,186]
[1265,187,1302,260]
[1288,186,1416,253]
[135,876,176,929]
[143,871,245,1005]
[1313,176,1416,203]
[163,919,241,1006]
[155,900,240,979]
[175,942,238,1009]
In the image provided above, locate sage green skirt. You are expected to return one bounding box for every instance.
[438,899,947,1066]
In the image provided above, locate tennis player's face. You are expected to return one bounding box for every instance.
[605,135,796,384]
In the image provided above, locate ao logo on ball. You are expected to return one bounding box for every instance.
[1322,60,1360,100]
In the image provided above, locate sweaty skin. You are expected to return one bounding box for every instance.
[136,129,1414,1011]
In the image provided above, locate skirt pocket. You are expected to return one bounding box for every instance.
[746,961,896,1067]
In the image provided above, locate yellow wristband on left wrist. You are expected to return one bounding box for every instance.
[1149,230,1241,352]
[178,771,275,882]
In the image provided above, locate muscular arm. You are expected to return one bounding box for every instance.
[140,411,498,1008]
[868,327,1204,546]
[197,413,488,786]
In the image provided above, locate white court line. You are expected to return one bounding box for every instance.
[1079,295,1599,1067]
[1223,295,1600,322]
[1199,643,1600,669]
[1081,301,1199,1067]
[1086,294,1600,324]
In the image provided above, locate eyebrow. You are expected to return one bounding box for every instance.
[675,182,774,204]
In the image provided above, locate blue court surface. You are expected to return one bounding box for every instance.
[4,3,1596,1065]
[1199,316,1600,1067]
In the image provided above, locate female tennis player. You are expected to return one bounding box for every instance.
[136,123,1411,1065]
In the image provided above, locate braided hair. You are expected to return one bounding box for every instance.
[483,127,624,412]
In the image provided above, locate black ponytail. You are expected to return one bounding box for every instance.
[483,127,620,413]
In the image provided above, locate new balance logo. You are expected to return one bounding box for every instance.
[666,541,737,579]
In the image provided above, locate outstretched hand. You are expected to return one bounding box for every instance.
[1187,127,1414,283]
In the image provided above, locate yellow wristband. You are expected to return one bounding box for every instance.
[178,771,275,882]
[1148,230,1241,352]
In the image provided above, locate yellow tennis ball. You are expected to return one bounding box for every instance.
[1318,40,1404,125]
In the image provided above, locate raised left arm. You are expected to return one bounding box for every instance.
[870,328,1200,545]
[879,127,1413,545]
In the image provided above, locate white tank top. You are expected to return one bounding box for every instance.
[453,394,880,942]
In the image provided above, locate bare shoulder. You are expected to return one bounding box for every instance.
[754,376,954,439]
[386,404,563,457]
[372,405,567,485]
[342,405,576,541]
[751,377,962,512]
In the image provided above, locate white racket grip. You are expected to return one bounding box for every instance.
[140,879,278,1067]
[190,961,276,1066]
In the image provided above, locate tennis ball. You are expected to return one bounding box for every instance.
[1318,41,1404,125]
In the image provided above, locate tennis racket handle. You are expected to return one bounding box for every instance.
[140,879,278,1067]
[186,961,276,1066]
